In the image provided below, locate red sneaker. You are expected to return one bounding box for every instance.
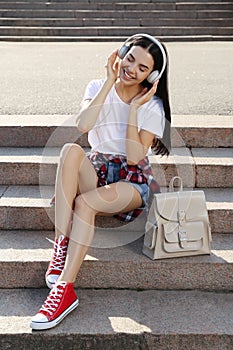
[45,235,69,289]
[30,281,79,330]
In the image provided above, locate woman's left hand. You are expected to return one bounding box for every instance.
[131,80,159,108]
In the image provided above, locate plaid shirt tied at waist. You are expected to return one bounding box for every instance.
[88,152,160,222]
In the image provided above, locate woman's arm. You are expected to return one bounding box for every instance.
[76,50,119,133]
[126,82,159,165]
[126,104,155,165]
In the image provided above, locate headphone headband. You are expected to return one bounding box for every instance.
[118,33,167,82]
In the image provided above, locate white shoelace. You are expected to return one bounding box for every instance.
[40,282,67,316]
[46,235,68,272]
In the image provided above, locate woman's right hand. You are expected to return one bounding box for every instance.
[105,49,119,83]
[131,81,159,108]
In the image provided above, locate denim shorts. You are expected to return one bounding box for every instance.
[106,161,150,208]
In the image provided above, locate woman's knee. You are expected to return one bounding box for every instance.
[74,195,97,215]
[60,143,84,165]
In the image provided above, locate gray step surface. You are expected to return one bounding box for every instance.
[0,0,229,2]
[1,1,231,41]
[0,185,232,232]
[0,115,232,148]
[0,288,232,350]
[0,2,232,11]
[1,26,232,36]
[0,9,232,19]
[1,230,232,290]
[1,35,233,42]
[0,146,232,187]
[1,18,232,27]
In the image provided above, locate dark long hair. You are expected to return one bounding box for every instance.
[130,36,171,156]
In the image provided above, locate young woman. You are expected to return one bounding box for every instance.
[30,34,171,330]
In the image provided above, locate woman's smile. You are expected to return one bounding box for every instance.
[123,69,135,80]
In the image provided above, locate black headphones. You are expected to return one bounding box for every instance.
[118,33,167,83]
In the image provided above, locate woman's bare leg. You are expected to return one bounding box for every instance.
[55,143,98,239]
[58,181,142,283]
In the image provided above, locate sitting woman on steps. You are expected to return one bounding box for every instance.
[30,33,171,330]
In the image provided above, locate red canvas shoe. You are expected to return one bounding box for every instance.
[30,281,79,330]
[45,235,69,289]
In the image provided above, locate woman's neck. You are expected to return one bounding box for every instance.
[115,80,143,104]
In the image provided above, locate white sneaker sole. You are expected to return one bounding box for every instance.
[30,299,79,330]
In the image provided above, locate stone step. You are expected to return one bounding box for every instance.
[152,147,233,188]
[1,35,233,42]
[0,146,232,187]
[2,114,231,148]
[0,115,88,148]
[191,148,233,187]
[1,230,232,289]
[0,17,232,27]
[0,0,227,3]
[0,2,177,10]
[171,115,233,148]
[0,0,226,3]
[177,2,233,10]
[0,18,229,29]
[0,26,232,37]
[0,9,232,19]
[0,288,232,350]
[0,2,231,42]
[0,185,232,232]
[0,2,232,11]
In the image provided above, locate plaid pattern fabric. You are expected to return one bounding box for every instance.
[88,152,160,222]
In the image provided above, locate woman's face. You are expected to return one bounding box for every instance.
[119,45,154,86]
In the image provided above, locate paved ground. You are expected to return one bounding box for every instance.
[0,41,232,116]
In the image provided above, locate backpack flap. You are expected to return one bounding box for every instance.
[155,190,209,223]
[163,221,205,253]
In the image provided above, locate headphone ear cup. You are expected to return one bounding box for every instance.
[147,70,160,84]
[118,45,129,59]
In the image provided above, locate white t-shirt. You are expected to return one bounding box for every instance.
[83,79,165,155]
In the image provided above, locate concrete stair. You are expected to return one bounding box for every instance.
[0,147,233,187]
[0,0,232,42]
[1,230,233,290]
[1,185,232,233]
[1,289,232,350]
[0,113,233,348]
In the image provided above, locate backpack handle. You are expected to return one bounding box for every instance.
[169,176,183,192]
